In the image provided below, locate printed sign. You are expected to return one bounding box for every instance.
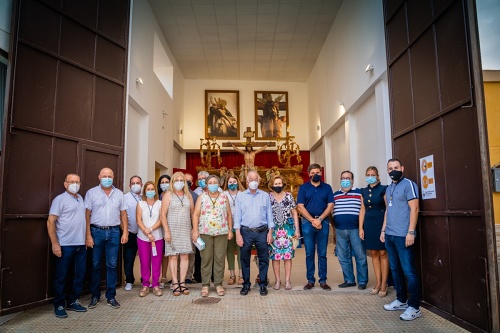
[419,155,436,199]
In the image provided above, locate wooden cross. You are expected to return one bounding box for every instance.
[222,127,276,147]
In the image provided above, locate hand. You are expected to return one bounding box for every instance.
[121,232,129,244]
[359,229,364,241]
[227,230,233,240]
[52,244,62,257]
[164,230,172,243]
[147,233,155,242]
[380,232,385,243]
[312,219,322,229]
[192,230,200,243]
[294,229,301,238]
[405,233,415,247]
[267,231,273,245]
[86,235,94,248]
[236,233,244,247]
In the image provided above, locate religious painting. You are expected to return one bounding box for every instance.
[205,90,240,140]
[254,91,289,140]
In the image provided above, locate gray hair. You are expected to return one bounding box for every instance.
[206,174,220,184]
[198,170,209,178]
[246,170,260,182]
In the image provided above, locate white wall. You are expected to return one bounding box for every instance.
[182,80,308,150]
[125,0,185,184]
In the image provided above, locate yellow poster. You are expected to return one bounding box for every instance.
[419,155,436,199]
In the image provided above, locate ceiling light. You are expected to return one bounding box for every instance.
[136,77,144,85]
[365,64,374,74]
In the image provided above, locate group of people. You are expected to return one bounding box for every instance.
[48,159,422,321]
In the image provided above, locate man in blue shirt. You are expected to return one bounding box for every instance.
[297,163,334,290]
[332,171,368,289]
[381,158,421,321]
[47,173,87,318]
[234,171,274,296]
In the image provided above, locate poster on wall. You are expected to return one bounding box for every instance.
[419,155,436,200]
[254,91,289,140]
[205,90,240,140]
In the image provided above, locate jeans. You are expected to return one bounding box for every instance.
[240,228,269,287]
[123,232,138,284]
[336,228,368,285]
[302,219,329,284]
[90,226,120,300]
[53,245,87,308]
[385,234,421,309]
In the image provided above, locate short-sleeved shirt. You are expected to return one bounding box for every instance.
[385,177,419,237]
[332,187,362,229]
[234,189,274,230]
[49,191,86,246]
[124,192,141,233]
[84,185,126,227]
[297,181,334,218]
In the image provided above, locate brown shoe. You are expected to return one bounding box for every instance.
[216,286,225,296]
[153,286,163,297]
[303,282,314,290]
[228,276,236,285]
[320,283,331,291]
[139,286,149,297]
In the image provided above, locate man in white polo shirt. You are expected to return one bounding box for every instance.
[47,173,87,318]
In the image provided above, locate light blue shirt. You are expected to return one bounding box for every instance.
[49,191,86,246]
[234,189,274,230]
[124,192,141,233]
[385,177,419,237]
[84,185,126,227]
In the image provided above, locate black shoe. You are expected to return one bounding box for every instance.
[259,285,268,296]
[66,300,87,312]
[320,283,331,291]
[303,282,314,290]
[107,298,121,309]
[54,305,68,318]
[240,285,250,296]
[185,279,193,284]
[88,297,100,309]
[338,282,356,288]
[358,284,366,290]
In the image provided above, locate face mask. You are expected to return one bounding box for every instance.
[131,184,141,194]
[228,183,238,191]
[101,177,113,188]
[311,174,321,182]
[160,183,170,191]
[366,176,377,185]
[146,191,156,199]
[68,183,80,194]
[341,180,351,188]
[174,181,185,191]
[186,180,192,188]
[272,186,283,193]
[249,181,259,190]
[389,170,403,182]
[208,184,219,193]
[198,179,206,189]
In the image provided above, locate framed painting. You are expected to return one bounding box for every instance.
[254,91,289,140]
[205,90,240,140]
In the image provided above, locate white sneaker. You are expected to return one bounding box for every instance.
[124,283,133,291]
[400,306,422,321]
[384,299,408,311]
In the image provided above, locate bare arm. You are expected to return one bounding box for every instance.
[380,194,388,243]
[406,199,419,247]
[191,195,202,242]
[161,192,171,242]
[255,142,271,154]
[85,209,93,248]
[291,208,300,237]
[359,196,366,240]
[47,215,61,257]
[231,143,245,155]
[120,210,128,244]
[226,198,233,240]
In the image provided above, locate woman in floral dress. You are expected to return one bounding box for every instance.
[268,175,300,290]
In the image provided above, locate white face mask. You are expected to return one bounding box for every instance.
[68,183,80,194]
[131,184,141,194]
[248,181,259,190]
[174,181,185,191]
[160,183,170,191]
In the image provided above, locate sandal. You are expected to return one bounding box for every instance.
[153,286,163,297]
[201,286,209,297]
[180,282,190,295]
[237,276,244,285]
[139,286,149,297]
[228,276,236,285]
[273,281,281,290]
[172,283,181,296]
[216,286,225,296]
[159,277,167,289]
[285,281,292,290]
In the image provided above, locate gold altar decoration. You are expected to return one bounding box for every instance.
[199,137,222,169]
[276,126,302,168]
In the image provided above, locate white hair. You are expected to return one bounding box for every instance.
[198,170,209,178]
[246,170,260,182]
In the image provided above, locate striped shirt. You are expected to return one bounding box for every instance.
[332,187,362,229]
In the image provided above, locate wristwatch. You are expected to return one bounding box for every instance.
[408,230,416,235]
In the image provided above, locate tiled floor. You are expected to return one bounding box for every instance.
[0,245,467,333]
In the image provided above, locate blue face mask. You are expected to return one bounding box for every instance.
[146,191,156,199]
[198,179,206,189]
[340,179,351,188]
[366,176,377,184]
[101,177,113,188]
[228,183,238,191]
[208,184,219,193]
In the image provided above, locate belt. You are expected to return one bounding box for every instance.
[90,225,120,230]
[241,225,268,233]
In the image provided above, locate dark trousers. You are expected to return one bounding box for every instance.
[240,227,269,287]
[53,245,87,308]
[90,226,120,300]
[123,232,138,284]
[194,248,202,282]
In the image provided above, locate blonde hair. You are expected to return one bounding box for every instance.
[268,174,287,191]
[169,172,191,197]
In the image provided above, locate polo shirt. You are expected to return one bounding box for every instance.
[124,191,141,233]
[385,177,419,237]
[84,185,126,227]
[332,187,362,229]
[49,191,86,246]
[297,181,334,218]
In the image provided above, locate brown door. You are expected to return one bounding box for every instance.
[384,0,499,331]
[0,0,130,314]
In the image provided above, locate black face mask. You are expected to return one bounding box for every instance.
[186,180,192,188]
[311,174,321,182]
[272,186,283,193]
[389,170,403,181]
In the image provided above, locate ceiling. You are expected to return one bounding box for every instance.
[149,0,342,82]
